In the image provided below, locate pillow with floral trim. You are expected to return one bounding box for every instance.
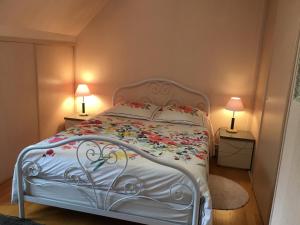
[102,102,160,120]
[153,104,205,126]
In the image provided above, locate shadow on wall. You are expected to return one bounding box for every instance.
[74,0,265,132]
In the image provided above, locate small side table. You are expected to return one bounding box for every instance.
[64,114,94,129]
[217,128,255,170]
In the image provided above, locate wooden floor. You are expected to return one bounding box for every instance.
[210,159,263,225]
[0,158,263,225]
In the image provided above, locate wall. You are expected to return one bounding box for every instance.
[250,0,300,223]
[0,0,110,41]
[36,45,75,139]
[251,0,277,140]
[270,89,300,224]
[75,0,266,131]
[0,27,76,43]
[0,40,74,183]
[0,41,39,183]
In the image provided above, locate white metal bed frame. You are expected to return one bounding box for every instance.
[16,79,211,225]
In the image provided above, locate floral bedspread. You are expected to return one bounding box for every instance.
[12,114,212,225]
[44,115,210,166]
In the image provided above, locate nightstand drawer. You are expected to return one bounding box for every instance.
[218,138,254,169]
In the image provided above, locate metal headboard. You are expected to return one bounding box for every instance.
[113,78,210,115]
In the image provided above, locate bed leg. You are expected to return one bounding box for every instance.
[17,162,25,219]
[18,199,25,219]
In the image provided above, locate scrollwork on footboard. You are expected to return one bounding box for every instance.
[16,135,202,225]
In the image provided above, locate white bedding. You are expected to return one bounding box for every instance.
[12,114,212,225]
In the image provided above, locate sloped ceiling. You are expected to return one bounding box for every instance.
[0,0,109,42]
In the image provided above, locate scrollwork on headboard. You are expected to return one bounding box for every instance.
[113,79,210,115]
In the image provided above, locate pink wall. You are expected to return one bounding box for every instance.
[0,0,109,39]
[251,0,278,141]
[0,42,39,183]
[75,0,266,131]
[0,40,75,183]
[36,45,75,139]
[270,93,300,225]
[251,0,300,223]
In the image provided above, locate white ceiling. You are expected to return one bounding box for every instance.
[0,0,109,41]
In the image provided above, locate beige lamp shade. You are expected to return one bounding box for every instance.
[225,97,244,112]
[75,84,90,97]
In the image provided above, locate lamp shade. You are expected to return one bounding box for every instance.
[225,97,244,112]
[75,84,90,97]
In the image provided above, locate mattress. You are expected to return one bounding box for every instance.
[12,115,212,225]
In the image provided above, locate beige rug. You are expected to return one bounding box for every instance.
[209,174,249,210]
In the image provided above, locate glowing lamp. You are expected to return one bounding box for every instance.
[75,84,91,116]
[225,97,244,133]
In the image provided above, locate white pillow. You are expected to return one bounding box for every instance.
[153,104,205,126]
[102,102,160,120]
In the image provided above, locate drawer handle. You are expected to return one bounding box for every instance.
[219,148,244,158]
[223,141,250,150]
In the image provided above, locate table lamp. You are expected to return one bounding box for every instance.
[225,97,244,133]
[75,84,90,116]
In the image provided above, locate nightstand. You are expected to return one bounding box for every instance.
[64,114,94,129]
[217,128,255,170]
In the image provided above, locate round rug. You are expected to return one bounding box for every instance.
[208,174,249,210]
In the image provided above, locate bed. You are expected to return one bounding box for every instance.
[12,79,213,225]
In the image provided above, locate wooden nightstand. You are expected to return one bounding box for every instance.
[217,128,255,170]
[64,114,94,129]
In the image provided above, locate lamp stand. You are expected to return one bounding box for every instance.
[80,96,88,116]
[226,111,237,133]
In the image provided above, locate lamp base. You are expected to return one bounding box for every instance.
[226,128,238,133]
[79,113,88,116]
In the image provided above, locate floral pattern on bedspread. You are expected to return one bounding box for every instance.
[12,114,212,225]
[44,115,209,166]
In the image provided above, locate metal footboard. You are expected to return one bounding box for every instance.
[16,135,202,225]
